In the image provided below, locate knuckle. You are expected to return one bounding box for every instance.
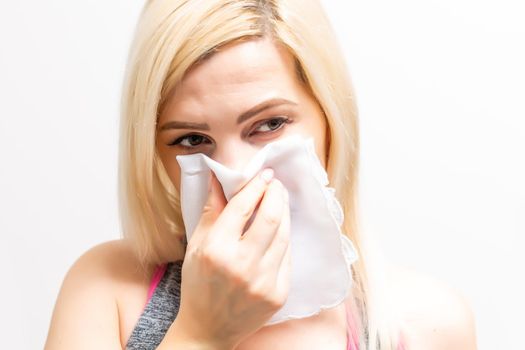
[228,264,251,287]
[230,200,252,221]
[261,211,281,227]
[246,281,284,310]
[247,283,270,302]
[236,244,254,262]
[198,246,216,264]
[197,245,223,269]
[267,293,286,310]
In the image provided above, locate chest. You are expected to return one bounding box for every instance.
[120,291,349,349]
[234,303,349,350]
[118,262,351,349]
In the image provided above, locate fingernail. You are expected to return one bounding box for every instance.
[260,168,274,183]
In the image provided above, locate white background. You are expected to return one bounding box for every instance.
[0,1,523,349]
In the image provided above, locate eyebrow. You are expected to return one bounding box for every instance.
[158,98,298,131]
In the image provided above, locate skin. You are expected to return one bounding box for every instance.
[154,37,345,349]
[155,38,328,192]
[44,37,478,350]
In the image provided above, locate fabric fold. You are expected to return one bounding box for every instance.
[176,135,358,325]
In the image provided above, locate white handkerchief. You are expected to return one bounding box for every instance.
[176,135,358,325]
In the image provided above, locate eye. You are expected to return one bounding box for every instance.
[167,117,292,149]
[167,134,211,148]
[250,117,291,135]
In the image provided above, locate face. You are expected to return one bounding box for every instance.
[156,37,328,193]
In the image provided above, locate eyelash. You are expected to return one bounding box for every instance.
[167,117,292,149]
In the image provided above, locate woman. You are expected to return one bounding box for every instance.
[45,0,477,349]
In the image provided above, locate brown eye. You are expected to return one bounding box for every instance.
[168,134,210,148]
[251,117,290,134]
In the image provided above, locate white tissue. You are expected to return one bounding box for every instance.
[176,135,358,325]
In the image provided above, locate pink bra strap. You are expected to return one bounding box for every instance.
[397,330,408,350]
[144,267,407,350]
[145,264,168,306]
[344,302,407,350]
[345,302,360,350]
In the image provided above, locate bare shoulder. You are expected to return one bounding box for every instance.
[386,264,478,350]
[45,239,154,349]
[54,239,152,296]
[64,239,152,281]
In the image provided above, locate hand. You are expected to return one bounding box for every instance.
[172,168,291,349]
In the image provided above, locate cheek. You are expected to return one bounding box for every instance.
[156,146,182,193]
[286,113,328,168]
[171,166,182,194]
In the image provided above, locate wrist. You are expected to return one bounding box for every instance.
[161,316,234,350]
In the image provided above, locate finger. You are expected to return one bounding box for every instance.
[241,179,285,258]
[260,184,291,273]
[214,168,274,240]
[192,172,227,243]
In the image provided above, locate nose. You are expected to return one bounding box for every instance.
[212,139,260,172]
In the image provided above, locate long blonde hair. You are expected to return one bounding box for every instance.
[118,0,407,348]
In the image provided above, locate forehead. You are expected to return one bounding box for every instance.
[165,38,302,110]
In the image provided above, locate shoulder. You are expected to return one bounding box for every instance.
[45,239,155,349]
[57,239,153,294]
[71,239,152,278]
[386,264,478,350]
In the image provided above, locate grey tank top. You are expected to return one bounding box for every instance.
[126,260,184,350]
[124,261,379,350]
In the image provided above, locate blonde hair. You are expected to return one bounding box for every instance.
[118,0,408,348]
